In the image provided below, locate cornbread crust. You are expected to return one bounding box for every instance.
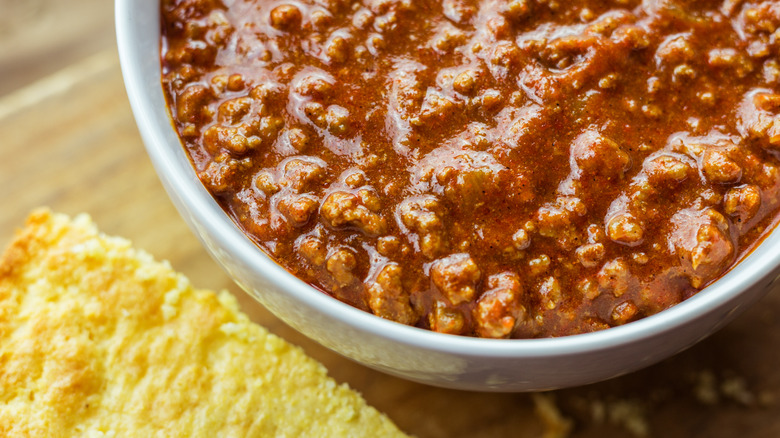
[0,209,407,437]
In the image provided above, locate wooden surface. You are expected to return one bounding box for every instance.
[2,1,780,437]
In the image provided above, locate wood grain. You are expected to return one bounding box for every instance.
[1,2,780,437]
[0,0,115,97]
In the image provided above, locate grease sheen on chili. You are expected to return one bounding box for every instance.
[161,0,780,338]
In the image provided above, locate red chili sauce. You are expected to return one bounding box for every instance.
[161,0,780,338]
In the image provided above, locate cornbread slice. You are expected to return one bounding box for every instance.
[0,209,408,437]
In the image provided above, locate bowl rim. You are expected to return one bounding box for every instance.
[116,0,780,360]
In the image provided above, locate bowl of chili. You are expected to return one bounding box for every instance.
[117,0,780,390]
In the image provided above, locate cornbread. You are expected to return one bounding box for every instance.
[0,209,407,437]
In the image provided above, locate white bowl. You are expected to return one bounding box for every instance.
[116,0,780,391]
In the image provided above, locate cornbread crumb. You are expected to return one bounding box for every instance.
[694,370,720,405]
[0,209,408,437]
[604,399,648,437]
[567,394,649,437]
[532,393,573,438]
[693,369,757,407]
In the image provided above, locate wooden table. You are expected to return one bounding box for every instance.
[2,1,779,436]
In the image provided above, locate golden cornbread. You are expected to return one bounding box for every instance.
[0,209,408,437]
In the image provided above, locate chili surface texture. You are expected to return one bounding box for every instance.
[161,0,780,338]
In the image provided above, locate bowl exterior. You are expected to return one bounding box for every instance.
[117,0,780,391]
